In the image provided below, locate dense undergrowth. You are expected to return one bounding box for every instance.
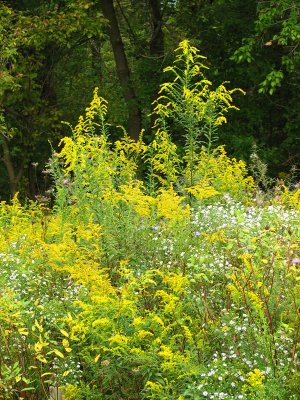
[0,41,299,400]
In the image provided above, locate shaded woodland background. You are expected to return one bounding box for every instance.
[0,0,299,200]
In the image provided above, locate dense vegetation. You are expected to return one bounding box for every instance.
[0,0,299,200]
[0,41,299,399]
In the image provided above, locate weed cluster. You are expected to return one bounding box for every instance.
[0,41,299,399]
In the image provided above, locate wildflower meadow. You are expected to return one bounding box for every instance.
[0,41,299,400]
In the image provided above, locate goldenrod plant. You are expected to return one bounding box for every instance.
[0,41,299,399]
[153,40,245,187]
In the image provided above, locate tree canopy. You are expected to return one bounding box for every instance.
[0,0,299,199]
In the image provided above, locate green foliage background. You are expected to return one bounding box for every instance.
[0,0,299,200]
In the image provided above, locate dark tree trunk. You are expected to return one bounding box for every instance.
[101,0,142,140]
[1,134,23,198]
[149,0,164,57]
[149,0,164,128]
